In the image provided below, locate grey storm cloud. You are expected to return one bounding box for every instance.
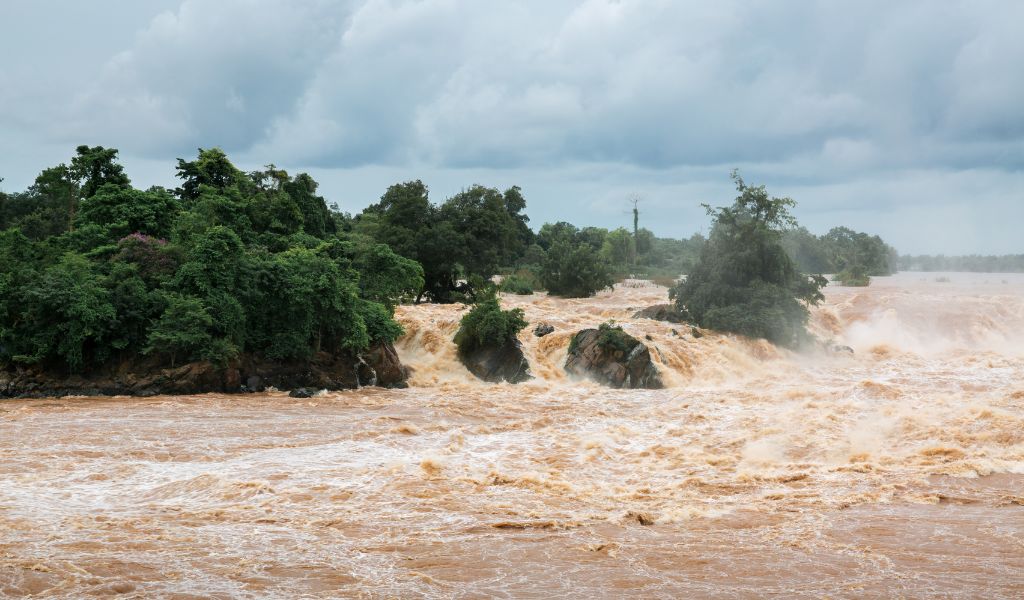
[1,0,1023,254]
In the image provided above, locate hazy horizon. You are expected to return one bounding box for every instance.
[3,0,1022,254]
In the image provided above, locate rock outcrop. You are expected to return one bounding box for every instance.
[632,304,688,324]
[533,324,555,337]
[564,327,663,389]
[458,340,531,384]
[0,341,409,399]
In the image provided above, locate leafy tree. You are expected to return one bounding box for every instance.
[22,253,116,370]
[76,185,179,240]
[601,227,636,270]
[175,148,249,202]
[453,294,528,354]
[347,241,424,310]
[671,172,827,348]
[540,239,614,298]
[69,145,131,199]
[145,293,214,367]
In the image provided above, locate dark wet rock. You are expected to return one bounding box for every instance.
[632,304,687,324]
[362,341,409,387]
[459,340,532,384]
[690,327,703,339]
[245,375,265,393]
[533,324,555,337]
[288,387,316,398]
[0,341,410,399]
[564,327,663,389]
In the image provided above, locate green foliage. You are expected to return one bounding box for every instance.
[499,272,536,295]
[360,181,533,302]
[76,185,179,240]
[835,264,870,286]
[0,146,408,375]
[453,296,528,355]
[146,293,215,367]
[348,240,424,310]
[70,145,131,199]
[600,227,636,271]
[671,172,827,348]
[783,225,896,277]
[536,226,614,296]
[570,322,638,355]
[21,253,116,371]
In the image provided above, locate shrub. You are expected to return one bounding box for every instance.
[835,265,870,287]
[540,240,614,298]
[499,272,535,295]
[453,296,528,354]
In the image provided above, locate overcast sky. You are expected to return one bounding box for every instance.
[2,1,1022,254]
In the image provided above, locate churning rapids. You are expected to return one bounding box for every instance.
[1,273,1022,598]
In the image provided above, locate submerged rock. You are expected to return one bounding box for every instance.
[459,340,532,384]
[564,327,663,389]
[533,323,555,337]
[632,304,687,324]
[288,387,316,398]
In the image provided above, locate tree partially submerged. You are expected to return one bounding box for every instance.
[454,292,528,356]
[671,172,827,348]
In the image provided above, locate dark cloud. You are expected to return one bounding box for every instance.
[1,0,1022,254]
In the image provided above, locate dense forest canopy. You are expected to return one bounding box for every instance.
[0,146,420,373]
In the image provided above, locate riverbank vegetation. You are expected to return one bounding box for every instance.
[1,146,908,377]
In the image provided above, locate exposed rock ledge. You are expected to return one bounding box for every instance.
[0,341,408,399]
[631,304,688,324]
[458,339,532,384]
[564,328,663,389]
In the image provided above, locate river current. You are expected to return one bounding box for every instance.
[1,273,1022,598]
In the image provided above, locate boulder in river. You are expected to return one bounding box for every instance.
[289,387,316,398]
[533,323,555,337]
[459,340,532,384]
[564,325,663,389]
[632,304,687,324]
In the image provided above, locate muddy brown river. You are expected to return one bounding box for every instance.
[1,273,1022,598]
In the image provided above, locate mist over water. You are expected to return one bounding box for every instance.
[1,273,1022,598]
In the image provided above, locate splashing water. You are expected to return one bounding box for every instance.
[1,273,1022,597]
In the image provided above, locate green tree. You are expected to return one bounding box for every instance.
[601,227,636,270]
[671,172,827,348]
[453,294,528,355]
[76,185,179,240]
[23,253,116,370]
[540,239,615,298]
[145,293,214,367]
[69,145,131,199]
[175,148,248,202]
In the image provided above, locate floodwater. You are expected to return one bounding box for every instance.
[1,272,1022,598]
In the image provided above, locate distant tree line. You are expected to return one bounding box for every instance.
[782,225,897,286]
[898,254,1024,273]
